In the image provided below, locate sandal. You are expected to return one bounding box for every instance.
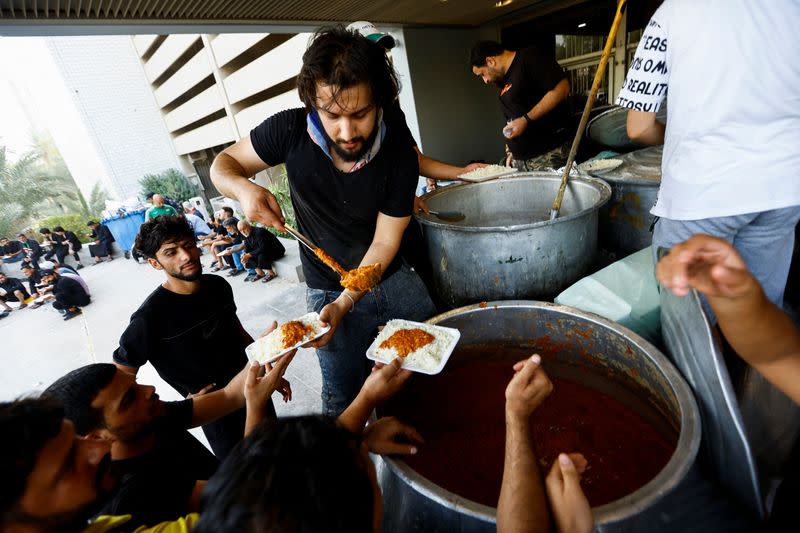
[261,273,278,283]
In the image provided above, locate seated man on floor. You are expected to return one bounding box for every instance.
[17,233,42,269]
[238,220,285,283]
[42,350,293,530]
[0,237,24,265]
[185,211,212,240]
[52,226,86,270]
[0,273,30,312]
[40,268,90,320]
[86,220,115,263]
[20,264,45,302]
[217,219,246,277]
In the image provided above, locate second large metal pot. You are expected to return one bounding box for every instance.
[416,173,611,307]
[594,146,662,256]
[377,301,701,532]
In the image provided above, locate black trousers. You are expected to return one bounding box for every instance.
[243,251,281,270]
[46,246,80,264]
[52,291,90,311]
[89,241,113,257]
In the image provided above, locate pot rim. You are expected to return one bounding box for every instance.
[414,174,612,233]
[380,300,701,526]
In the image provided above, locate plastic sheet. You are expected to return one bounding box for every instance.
[555,246,661,344]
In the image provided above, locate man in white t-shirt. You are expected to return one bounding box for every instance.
[617,0,800,310]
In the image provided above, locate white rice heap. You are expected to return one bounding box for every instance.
[458,164,514,181]
[249,312,325,362]
[579,158,623,172]
[373,319,454,371]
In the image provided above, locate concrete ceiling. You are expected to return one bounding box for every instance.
[0,0,583,27]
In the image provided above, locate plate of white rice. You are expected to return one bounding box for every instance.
[457,165,518,183]
[578,158,623,174]
[246,312,329,365]
[366,319,460,375]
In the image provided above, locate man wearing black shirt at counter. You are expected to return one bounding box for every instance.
[210,26,436,416]
[113,215,291,458]
[470,41,571,171]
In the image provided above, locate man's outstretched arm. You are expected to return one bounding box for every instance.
[657,234,800,404]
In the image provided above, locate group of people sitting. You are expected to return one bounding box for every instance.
[0,264,90,321]
[199,207,286,284]
[0,220,114,321]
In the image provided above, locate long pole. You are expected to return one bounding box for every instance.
[550,0,628,220]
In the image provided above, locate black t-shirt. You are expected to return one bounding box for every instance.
[245,227,285,258]
[2,241,22,255]
[92,225,115,243]
[383,102,418,149]
[53,276,86,302]
[0,277,28,299]
[113,274,247,396]
[99,400,219,529]
[250,108,419,290]
[500,47,569,160]
[25,271,43,295]
[49,233,67,249]
[2,241,22,256]
[63,231,82,251]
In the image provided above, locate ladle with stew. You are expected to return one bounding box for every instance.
[283,224,382,292]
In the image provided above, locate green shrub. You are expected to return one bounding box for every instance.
[139,168,199,203]
[36,214,94,243]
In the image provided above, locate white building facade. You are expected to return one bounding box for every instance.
[46,35,184,200]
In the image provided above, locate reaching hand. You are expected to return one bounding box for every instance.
[505,354,553,421]
[244,351,296,410]
[361,357,413,406]
[239,181,286,232]
[312,298,349,348]
[656,234,756,299]
[363,416,424,455]
[545,453,593,533]
[459,162,489,178]
[414,196,430,215]
[256,321,292,401]
[186,383,215,399]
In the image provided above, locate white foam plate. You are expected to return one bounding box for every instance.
[457,166,518,183]
[579,158,623,174]
[366,321,461,375]
[245,312,330,365]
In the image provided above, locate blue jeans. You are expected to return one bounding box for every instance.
[3,254,23,264]
[653,206,800,316]
[231,249,244,270]
[306,264,437,416]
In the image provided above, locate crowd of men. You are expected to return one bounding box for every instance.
[0,220,109,320]
[2,2,799,530]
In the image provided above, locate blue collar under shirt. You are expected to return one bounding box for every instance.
[306,109,386,173]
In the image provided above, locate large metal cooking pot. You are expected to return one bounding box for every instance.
[377,301,701,532]
[415,174,611,307]
[593,146,662,256]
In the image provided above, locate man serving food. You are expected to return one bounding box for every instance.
[210,26,436,416]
